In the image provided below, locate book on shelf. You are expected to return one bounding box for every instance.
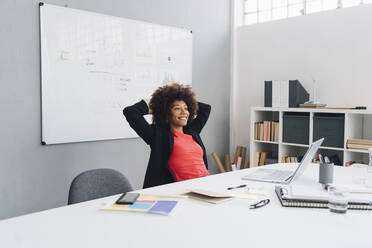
[259,151,271,166]
[347,139,372,145]
[253,151,272,166]
[347,143,372,150]
[281,156,300,163]
[260,122,264,141]
[262,121,266,141]
[254,120,279,142]
[253,152,260,167]
[347,139,372,150]
[275,186,372,210]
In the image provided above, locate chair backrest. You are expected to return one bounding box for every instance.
[68,168,133,205]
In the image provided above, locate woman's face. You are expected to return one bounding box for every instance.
[169,100,189,130]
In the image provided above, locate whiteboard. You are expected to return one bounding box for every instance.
[39,3,192,144]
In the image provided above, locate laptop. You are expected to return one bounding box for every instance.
[242,138,324,184]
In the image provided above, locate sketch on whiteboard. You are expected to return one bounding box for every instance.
[40,3,192,144]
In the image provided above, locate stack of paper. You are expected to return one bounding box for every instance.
[286,183,372,203]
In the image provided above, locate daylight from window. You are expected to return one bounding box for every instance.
[244,0,372,25]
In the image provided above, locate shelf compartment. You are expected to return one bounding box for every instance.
[313,113,344,148]
[344,151,369,165]
[282,112,309,145]
[252,111,279,142]
[346,114,372,141]
[252,142,279,167]
[280,145,309,163]
[317,148,343,166]
[252,110,279,123]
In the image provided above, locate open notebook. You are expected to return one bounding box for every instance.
[242,138,324,184]
[185,189,233,204]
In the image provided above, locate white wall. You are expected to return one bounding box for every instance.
[231,4,372,154]
[0,0,230,220]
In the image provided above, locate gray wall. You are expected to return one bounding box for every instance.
[0,0,230,220]
[231,4,372,152]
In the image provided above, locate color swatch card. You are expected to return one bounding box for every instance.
[103,194,184,215]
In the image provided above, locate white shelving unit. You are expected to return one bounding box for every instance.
[250,107,372,167]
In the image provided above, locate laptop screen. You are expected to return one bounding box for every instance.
[289,138,324,183]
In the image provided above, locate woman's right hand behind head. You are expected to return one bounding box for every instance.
[144,98,152,114]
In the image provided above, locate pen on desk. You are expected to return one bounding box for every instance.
[227,184,247,190]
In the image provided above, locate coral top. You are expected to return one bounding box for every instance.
[168,131,210,181]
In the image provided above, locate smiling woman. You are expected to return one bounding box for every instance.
[123,83,211,188]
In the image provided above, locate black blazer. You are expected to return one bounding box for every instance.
[123,100,211,188]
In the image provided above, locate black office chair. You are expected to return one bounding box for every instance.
[68,168,133,205]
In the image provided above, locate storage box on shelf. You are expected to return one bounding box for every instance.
[313,113,344,148]
[282,112,309,145]
[250,107,372,167]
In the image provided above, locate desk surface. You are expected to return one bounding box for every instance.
[1,164,371,248]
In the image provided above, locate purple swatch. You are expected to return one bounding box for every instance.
[148,200,177,214]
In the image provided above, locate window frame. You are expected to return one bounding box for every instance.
[243,0,367,25]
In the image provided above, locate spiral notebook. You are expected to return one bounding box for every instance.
[275,186,372,210]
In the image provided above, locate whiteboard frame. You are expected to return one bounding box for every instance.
[39,3,192,145]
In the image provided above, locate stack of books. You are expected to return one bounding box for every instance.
[254,120,279,142]
[346,139,372,150]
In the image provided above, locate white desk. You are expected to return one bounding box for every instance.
[1,164,371,248]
